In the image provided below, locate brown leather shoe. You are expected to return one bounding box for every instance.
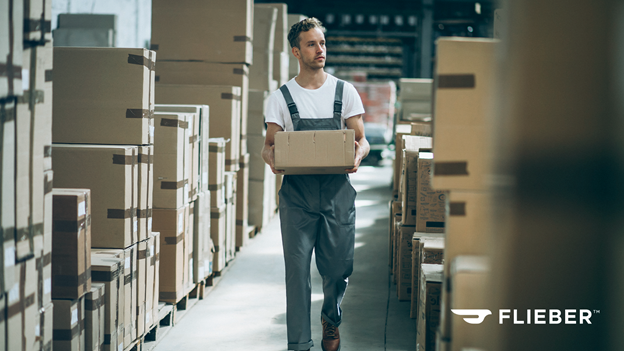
[321,318,341,351]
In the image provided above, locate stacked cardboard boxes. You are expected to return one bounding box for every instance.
[52,46,160,348]
[247,91,277,231]
[256,3,290,87]
[209,138,228,273]
[0,0,57,349]
[429,38,498,351]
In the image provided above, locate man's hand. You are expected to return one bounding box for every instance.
[263,144,285,174]
[262,123,285,174]
[345,115,370,174]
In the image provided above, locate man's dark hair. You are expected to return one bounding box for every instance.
[288,17,326,49]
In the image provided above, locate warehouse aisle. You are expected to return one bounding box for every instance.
[154,163,415,351]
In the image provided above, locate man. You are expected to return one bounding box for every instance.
[262,18,369,351]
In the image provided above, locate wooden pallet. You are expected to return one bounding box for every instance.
[246,224,258,239]
[142,303,175,351]
[124,338,140,351]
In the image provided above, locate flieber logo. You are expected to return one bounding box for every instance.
[451,309,492,324]
[452,309,596,325]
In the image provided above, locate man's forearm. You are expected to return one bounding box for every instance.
[357,137,370,160]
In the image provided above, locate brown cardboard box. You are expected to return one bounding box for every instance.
[209,138,227,207]
[136,240,147,337]
[416,263,443,351]
[258,4,288,85]
[224,171,237,262]
[151,0,253,64]
[0,0,23,99]
[449,256,489,351]
[153,112,191,209]
[444,191,491,276]
[393,128,431,195]
[410,233,444,318]
[389,200,402,269]
[42,171,53,304]
[7,259,39,351]
[53,144,139,248]
[52,298,85,351]
[401,150,419,225]
[151,232,160,327]
[23,0,52,43]
[91,249,125,350]
[155,84,241,171]
[247,89,269,136]
[53,47,155,145]
[274,130,355,174]
[248,135,269,180]
[397,224,415,301]
[248,166,276,230]
[85,283,105,351]
[155,104,210,196]
[287,14,306,79]
[52,188,92,299]
[236,154,250,248]
[210,204,227,273]
[91,253,123,351]
[40,301,54,351]
[144,235,156,329]
[421,237,444,264]
[154,207,187,303]
[154,65,246,158]
[432,38,497,191]
[250,5,277,91]
[416,153,447,233]
[392,215,401,284]
[410,122,432,137]
[185,201,195,289]
[138,145,154,241]
[1,99,17,294]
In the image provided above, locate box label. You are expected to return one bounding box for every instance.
[71,308,78,326]
[4,247,15,267]
[78,201,86,217]
[178,213,184,234]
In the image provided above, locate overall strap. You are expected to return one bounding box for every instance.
[333,80,345,127]
[279,84,301,130]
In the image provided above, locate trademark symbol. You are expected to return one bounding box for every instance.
[593,310,600,314]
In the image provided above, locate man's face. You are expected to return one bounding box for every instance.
[294,27,326,70]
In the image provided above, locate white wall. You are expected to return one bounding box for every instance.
[52,0,152,48]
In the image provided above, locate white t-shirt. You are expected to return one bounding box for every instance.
[265,74,365,131]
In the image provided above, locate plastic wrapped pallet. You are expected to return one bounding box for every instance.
[53,47,156,145]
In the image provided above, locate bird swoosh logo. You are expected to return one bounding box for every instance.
[451,309,492,324]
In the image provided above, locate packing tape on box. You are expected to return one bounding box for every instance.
[17,90,44,104]
[151,252,159,266]
[225,158,240,166]
[160,179,188,190]
[107,209,134,219]
[85,293,103,311]
[235,219,245,226]
[449,202,466,216]
[0,102,16,121]
[124,272,131,286]
[137,248,151,260]
[233,67,248,76]
[112,154,139,165]
[138,153,154,164]
[221,93,241,101]
[53,268,91,288]
[92,268,119,282]
[23,18,52,35]
[127,54,156,71]
[136,209,151,218]
[53,217,87,233]
[208,183,223,191]
[210,210,224,219]
[189,135,198,143]
[233,36,252,42]
[126,109,154,119]
[45,69,53,82]
[32,222,43,237]
[160,118,188,129]
[433,161,469,176]
[209,145,225,153]
[52,325,80,341]
[163,233,183,245]
[436,74,476,89]
[149,44,159,51]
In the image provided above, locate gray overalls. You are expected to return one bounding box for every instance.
[278,80,357,351]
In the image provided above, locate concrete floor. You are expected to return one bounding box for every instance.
[154,162,415,351]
